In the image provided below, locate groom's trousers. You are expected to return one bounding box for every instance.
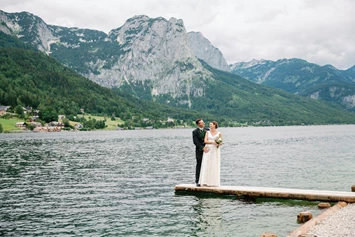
[195,149,203,184]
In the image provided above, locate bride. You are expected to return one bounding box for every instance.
[198,121,222,187]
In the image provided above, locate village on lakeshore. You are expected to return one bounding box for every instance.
[0,105,79,132]
[0,105,201,133]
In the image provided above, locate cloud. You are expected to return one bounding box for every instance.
[1,0,355,69]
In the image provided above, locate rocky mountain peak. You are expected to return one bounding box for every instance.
[128,14,151,22]
[347,65,355,73]
[187,31,230,72]
[0,10,58,54]
[88,15,212,104]
[230,59,268,70]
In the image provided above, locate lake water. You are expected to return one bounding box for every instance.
[1,125,355,236]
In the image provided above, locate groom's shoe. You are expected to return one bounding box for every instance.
[196,183,201,187]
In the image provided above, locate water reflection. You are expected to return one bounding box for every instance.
[192,197,224,235]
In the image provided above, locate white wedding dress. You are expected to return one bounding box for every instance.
[199,131,221,187]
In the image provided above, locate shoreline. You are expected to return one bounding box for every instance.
[287,202,355,237]
[306,203,355,237]
[2,123,355,134]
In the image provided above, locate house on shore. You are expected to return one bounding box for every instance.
[48,121,65,129]
[0,106,10,116]
[16,122,27,129]
[58,115,66,122]
[74,123,83,130]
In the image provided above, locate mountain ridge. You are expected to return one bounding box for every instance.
[230,58,355,111]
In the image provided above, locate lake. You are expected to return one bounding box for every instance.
[1,125,355,236]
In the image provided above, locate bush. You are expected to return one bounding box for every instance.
[27,124,36,131]
[1,113,12,119]
[0,123,3,133]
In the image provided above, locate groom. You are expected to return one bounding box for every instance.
[192,118,209,186]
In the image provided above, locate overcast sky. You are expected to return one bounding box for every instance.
[2,0,355,69]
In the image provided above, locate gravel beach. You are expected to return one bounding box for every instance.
[307,203,355,237]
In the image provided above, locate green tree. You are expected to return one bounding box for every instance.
[58,108,65,116]
[95,120,106,129]
[62,118,71,128]
[14,105,24,118]
[0,123,3,133]
[39,107,58,123]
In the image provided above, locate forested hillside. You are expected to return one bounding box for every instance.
[0,48,210,126]
[0,31,37,51]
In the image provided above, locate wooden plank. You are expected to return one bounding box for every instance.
[174,184,355,203]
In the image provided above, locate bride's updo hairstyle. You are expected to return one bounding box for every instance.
[211,121,218,128]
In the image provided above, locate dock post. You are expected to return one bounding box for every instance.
[297,211,312,223]
[317,202,330,209]
[260,232,277,237]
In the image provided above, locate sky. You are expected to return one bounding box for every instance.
[1,0,355,69]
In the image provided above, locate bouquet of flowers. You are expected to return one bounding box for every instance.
[215,135,223,148]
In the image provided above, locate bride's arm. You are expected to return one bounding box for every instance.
[204,132,209,143]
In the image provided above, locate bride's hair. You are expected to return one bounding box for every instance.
[211,121,218,128]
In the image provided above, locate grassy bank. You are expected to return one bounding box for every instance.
[0,118,22,132]
[76,114,124,130]
[0,115,124,132]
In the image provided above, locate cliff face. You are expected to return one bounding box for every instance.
[95,15,212,102]
[187,31,230,72]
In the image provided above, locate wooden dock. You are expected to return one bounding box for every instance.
[174,184,355,203]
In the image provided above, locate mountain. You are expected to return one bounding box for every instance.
[230,58,355,111]
[0,45,211,125]
[187,31,230,72]
[1,10,355,125]
[0,11,214,107]
[0,11,229,104]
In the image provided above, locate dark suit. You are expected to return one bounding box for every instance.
[192,127,209,184]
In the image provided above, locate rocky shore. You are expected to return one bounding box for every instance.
[307,203,355,237]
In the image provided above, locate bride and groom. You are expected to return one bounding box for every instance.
[192,118,222,187]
